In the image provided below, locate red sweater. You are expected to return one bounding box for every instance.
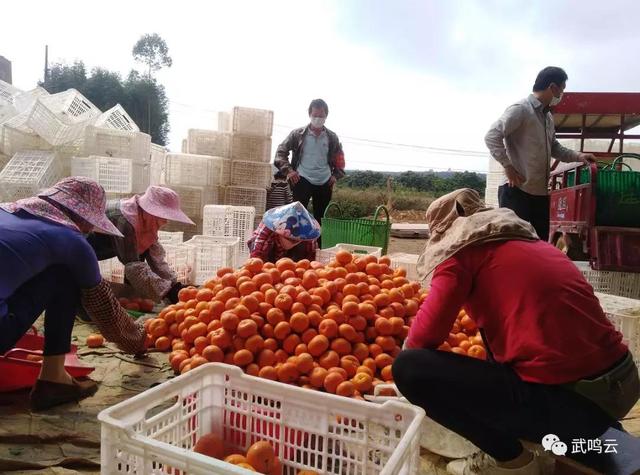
[407,240,627,384]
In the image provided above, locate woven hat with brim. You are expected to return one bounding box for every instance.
[39,176,123,236]
[138,186,194,225]
[416,188,538,280]
[262,201,321,241]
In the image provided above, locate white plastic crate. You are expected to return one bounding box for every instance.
[0,150,60,201]
[164,153,222,187]
[231,106,274,137]
[98,363,423,475]
[1,111,52,157]
[71,156,133,193]
[605,308,640,369]
[158,231,184,245]
[163,220,202,242]
[575,262,640,299]
[220,158,232,185]
[95,104,139,132]
[181,138,188,153]
[84,126,151,161]
[184,235,239,285]
[187,129,230,157]
[0,153,9,172]
[131,159,151,193]
[316,243,383,265]
[231,160,272,188]
[12,87,49,113]
[27,89,100,145]
[163,243,195,285]
[98,257,125,284]
[217,111,231,132]
[0,79,20,107]
[388,253,420,281]
[150,143,166,185]
[224,186,267,215]
[230,134,271,162]
[168,185,218,219]
[203,205,255,265]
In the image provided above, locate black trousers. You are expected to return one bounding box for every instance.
[498,185,550,241]
[292,176,333,225]
[0,265,79,356]
[392,349,618,462]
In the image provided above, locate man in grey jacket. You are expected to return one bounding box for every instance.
[485,67,595,241]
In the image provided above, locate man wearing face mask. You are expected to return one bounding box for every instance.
[484,66,596,241]
[274,98,345,224]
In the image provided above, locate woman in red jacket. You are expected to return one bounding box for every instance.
[392,188,639,475]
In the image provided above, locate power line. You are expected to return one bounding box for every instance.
[168,100,488,157]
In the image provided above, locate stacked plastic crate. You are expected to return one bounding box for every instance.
[203,205,256,266]
[484,157,504,207]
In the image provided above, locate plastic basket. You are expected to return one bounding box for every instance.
[163,243,195,285]
[575,262,640,299]
[12,87,49,113]
[1,111,51,156]
[322,203,391,254]
[71,156,133,193]
[225,186,267,215]
[316,243,383,265]
[605,309,640,369]
[158,231,184,245]
[230,134,271,162]
[203,205,256,266]
[0,150,60,201]
[231,160,272,188]
[218,111,232,132]
[164,153,223,187]
[84,126,151,161]
[0,79,20,107]
[231,106,274,137]
[168,185,219,220]
[220,158,232,185]
[388,253,420,281]
[98,363,424,475]
[95,104,139,132]
[184,235,239,285]
[98,257,125,284]
[27,90,100,145]
[187,129,231,157]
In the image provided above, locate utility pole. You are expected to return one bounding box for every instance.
[43,45,49,87]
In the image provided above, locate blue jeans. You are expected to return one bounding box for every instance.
[0,265,79,356]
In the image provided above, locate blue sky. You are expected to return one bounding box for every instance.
[2,0,639,172]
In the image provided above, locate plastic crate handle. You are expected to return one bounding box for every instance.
[323,201,343,219]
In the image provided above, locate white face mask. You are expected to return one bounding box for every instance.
[550,92,563,106]
[310,117,325,128]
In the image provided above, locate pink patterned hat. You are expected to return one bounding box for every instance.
[138,186,194,225]
[39,176,123,236]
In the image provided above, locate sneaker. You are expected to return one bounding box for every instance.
[30,377,98,411]
[447,451,542,475]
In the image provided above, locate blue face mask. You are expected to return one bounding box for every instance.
[550,92,563,106]
[310,117,325,128]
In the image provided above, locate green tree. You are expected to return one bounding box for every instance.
[123,71,170,145]
[83,68,125,111]
[132,33,173,78]
[43,61,87,93]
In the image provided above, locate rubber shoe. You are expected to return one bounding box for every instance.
[29,377,98,411]
[447,451,542,475]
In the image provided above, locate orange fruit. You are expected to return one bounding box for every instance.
[295,352,314,374]
[237,463,256,471]
[374,317,393,336]
[277,362,299,383]
[307,335,329,357]
[202,345,224,363]
[225,454,248,464]
[342,301,359,317]
[246,441,275,474]
[468,345,487,360]
[273,321,292,340]
[190,356,208,369]
[352,371,373,393]
[220,312,239,332]
[338,323,357,342]
[301,328,318,344]
[335,250,353,265]
[209,328,232,349]
[451,347,467,355]
[323,371,346,393]
[274,293,293,311]
[193,433,225,458]
[318,318,338,338]
[86,334,104,348]
[282,334,301,354]
[245,257,264,273]
[374,353,394,369]
[290,313,310,333]
[336,380,355,397]
[340,355,360,377]
[233,349,254,366]
[318,350,340,369]
[376,336,396,352]
[380,365,394,381]
[330,337,352,356]
[245,334,265,354]
[259,365,278,380]
[309,367,328,388]
[237,319,258,338]
[257,349,276,367]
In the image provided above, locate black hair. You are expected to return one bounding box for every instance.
[308,99,329,116]
[533,67,568,92]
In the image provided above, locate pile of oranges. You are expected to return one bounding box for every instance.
[145,251,424,398]
[437,309,487,359]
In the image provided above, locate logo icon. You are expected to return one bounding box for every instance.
[551,441,568,456]
[542,434,560,451]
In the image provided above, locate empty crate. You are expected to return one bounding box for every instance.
[2,111,52,157]
[231,160,272,188]
[187,129,230,157]
[163,243,195,285]
[71,156,133,193]
[28,89,101,145]
[0,150,61,201]
[158,230,184,245]
[164,153,222,187]
[83,126,151,161]
[169,185,219,219]
[224,186,267,215]
[184,235,239,284]
[149,143,166,185]
[95,104,140,132]
[203,205,256,264]
[231,106,274,137]
[230,134,271,162]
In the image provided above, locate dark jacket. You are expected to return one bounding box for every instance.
[274,125,345,180]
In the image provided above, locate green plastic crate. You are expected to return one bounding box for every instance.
[321,202,391,253]
[566,155,640,227]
